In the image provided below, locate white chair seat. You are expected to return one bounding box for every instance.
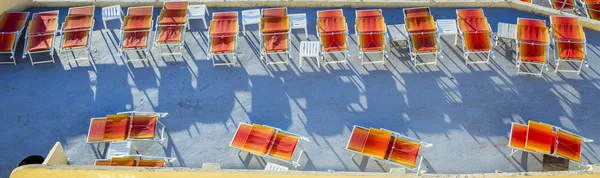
[188,4,208,29]
[299,41,321,68]
[289,13,308,39]
[241,9,260,36]
[436,19,459,45]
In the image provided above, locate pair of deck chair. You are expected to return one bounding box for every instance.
[119,6,154,62]
[550,16,588,74]
[403,7,443,66]
[208,11,239,67]
[154,1,188,56]
[354,9,388,65]
[515,18,551,76]
[316,9,350,66]
[456,9,495,65]
[0,12,29,65]
[580,0,600,20]
[260,7,292,65]
[230,123,309,168]
[87,111,168,147]
[509,120,594,168]
[23,11,59,66]
[346,126,432,173]
[95,155,175,167]
[59,6,95,63]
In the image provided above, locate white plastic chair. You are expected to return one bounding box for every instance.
[101,5,124,30]
[188,4,208,29]
[289,13,308,39]
[241,9,260,36]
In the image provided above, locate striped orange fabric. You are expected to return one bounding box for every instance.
[241,124,275,155]
[552,24,584,42]
[164,1,188,10]
[157,26,184,43]
[317,9,343,18]
[269,132,299,161]
[123,15,152,31]
[262,8,287,18]
[519,18,546,27]
[138,159,166,167]
[359,33,386,51]
[87,119,106,142]
[457,9,485,19]
[409,33,439,52]
[210,36,236,53]
[26,34,54,52]
[555,42,585,60]
[0,19,26,32]
[260,17,290,33]
[263,34,289,51]
[320,33,347,51]
[389,137,421,168]
[69,6,94,16]
[129,115,158,139]
[231,123,252,148]
[463,32,492,51]
[347,126,369,152]
[518,43,547,62]
[213,12,238,20]
[63,15,94,31]
[356,9,381,18]
[209,19,239,36]
[128,7,153,16]
[550,0,576,10]
[361,128,393,159]
[158,9,188,25]
[62,31,89,48]
[509,123,529,150]
[556,130,582,162]
[551,16,579,25]
[0,34,16,51]
[584,2,600,20]
[405,16,436,33]
[404,7,430,18]
[517,25,549,44]
[525,121,555,154]
[109,157,137,166]
[317,17,347,33]
[102,114,130,142]
[1,12,28,20]
[458,18,490,32]
[27,18,58,35]
[122,32,149,49]
[32,11,58,20]
[356,17,386,33]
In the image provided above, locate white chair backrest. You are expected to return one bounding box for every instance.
[242,9,260,24]
[102,5,123,20]
[288,13,307,29]
[188,4,207,17]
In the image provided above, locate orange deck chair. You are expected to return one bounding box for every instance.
[119,6,154,62]
[403,7,443,66]
[355,9,388,65]
[208,11,239,67]
[346,125,432,173]
[95,155,175,167]
[23,11,59,66]
[580,0,600,20]
[456,9,495,65]
[550,16,588,74]
[259,7,291,65]
[316,9,350,66]
[230,123,309,168]
[59,6,95,62]
[508,120,593,168]
[515,18,550,76]
[548,0,578,12]
[87,112,169,148]
[154,2,188,56]
[0,12,29,65]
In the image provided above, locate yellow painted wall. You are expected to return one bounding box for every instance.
[0,0,31,13]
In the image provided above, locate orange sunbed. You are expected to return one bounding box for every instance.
[208,11,239,66]
[581,0,600,20]
[0,12,29,64]
[355,9,388,65]
[230,123,307,167]
[404,16,436,33]
[550,16,587,73]
[60,6,95,61]
[346,126,429,172]
[549,0,577,11]
[456,9,494,64]
[120,7,154,61]
[316,9,350,65]
[164,1,188,10]
[154,9,188,56]
[23,11,59,66]
[403,7,442,66]
[87,112,166,143]
[123,15,153,31]
[259,8,291,64]
[508,120,592,166]
[515,18,550,75]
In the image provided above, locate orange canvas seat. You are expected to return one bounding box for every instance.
[61,31,89,48]
[96,156,169,167]
[164,1,188,10]
[260,17,290,33]
[129,115,158,139]
[525,121,556,154]
[463,33,492,51]
[210,36,236,53]
[122,32,149,49]
[26,34,54,52]
[263,34,289,51]
[405,16,437,33]
[389,137,421,168]
[69,6,94,16]
[63,15,94,31]
[262,8,287,18]
[128,6,153,16]
[0,19,27,32]
[456,9,495,64]
[361,128,393,159]
[404,7,431,17]
[138,159,166,167]
[359,33,386,51]
[556,130,582,162]
[32,11,59,20]
[87,112,168,144]
[316,9,349,65]
[1,12,28,20]
[208,11,238,66]
[347,126,369,152]
[102,114,131,142]
[0,34,17,51]
[457,9,485,19]
[509,123,531,151]
[458,18,490,32]
[213,12,238,20]
[356,17,386,33]
[355,9,388,64]
[552,24,584,42]
[27,18,59,35]
[156,26,183,43]
[87,119,107,142]
[321,33,348,51]
[550,0,576,10]
[357,9,382,18]
[582,1,600,20]
[238,124,275,155]
[318,9,344,18]
[209,19,239,36]
[0,12,29,64]
[409,33,439,52]
[96,157,137,166]
[317,17,347,33]
[123,15,152,31]
[269,132,300,161]
[518,44,548,62]
[555,41,585,60]
[158,9,188,25]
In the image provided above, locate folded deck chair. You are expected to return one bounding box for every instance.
[87,112,168,146]
[230,123,309,168]
[208,11,239,67]
[23,11,59,66]
[316,9,350,66]
[59,6,95,62]
[119,6,154,62]
[346,125,432,173]
[259,7,291,65]
[403,7,443,66]
[515,18,550,76]
[0,12,29,65]
[355,9,388,65]
[548,0,577,12]
[550,16,588,74]
[508,120,593,168]
[456,9,495,65]
[95,155,175,167]
[154,9,188,56]
[580,0,600,20]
